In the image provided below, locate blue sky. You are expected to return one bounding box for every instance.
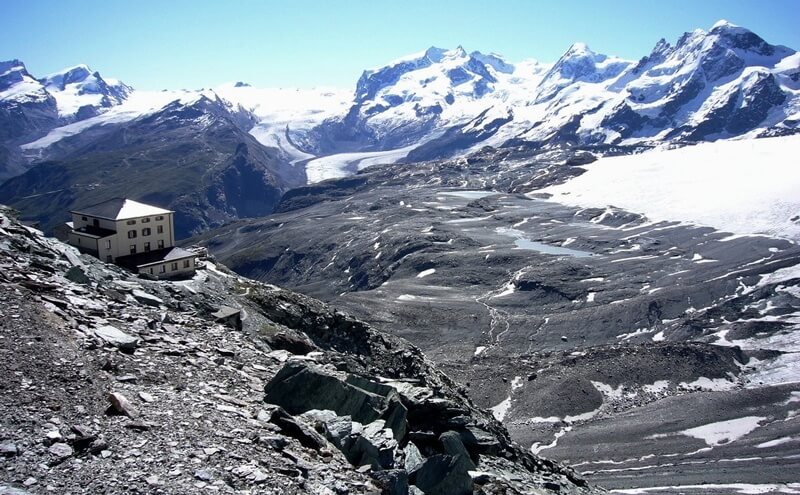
[2,0,799,90]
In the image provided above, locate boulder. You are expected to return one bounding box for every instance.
[107,392,138,418]
[403,442,425,474]
[264,330,317,355]
[410,454,473,495]
[212,306,242,330]
[47,442,73,460]
[0,442,18,457]
[342,419,397,469]
[64,266,90,285]
[266,407,328,450]
[0,486,32,494]
[371,469,410,495]
[300,410,354,448]
[459,425,502,455]
[439,431,476,471]
[132,289,164,307]
[94,326,138,353]
[264,362,407,440]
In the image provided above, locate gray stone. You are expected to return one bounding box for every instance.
[62,249,84,268]
[0,486,32,495]
[324,415,355,448]
[403,442,425,474]
[410,454,473,495]
[44,430,62,445]
[48,442,73,459]
[439,431,476,471]
[459,425,502,455]
[340,419,398,470]
[65,266,90,285]
[0,442,18,457]
[94,325,138,353]
[194,469,214,482]
[212,306,242,330]
[264,362,407,441]
[371,469,409,495]
[266,407,328,450]
[107,392,138,418]
[300,409,354,448]
[132,289,164,307]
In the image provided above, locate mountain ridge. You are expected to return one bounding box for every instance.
[0,19,798,232]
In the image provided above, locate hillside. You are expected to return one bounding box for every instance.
[0,205,597,494]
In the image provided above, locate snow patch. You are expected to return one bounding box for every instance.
[536,135,800,241]
[681,416,766,446]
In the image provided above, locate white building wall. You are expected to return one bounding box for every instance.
[114,213,174,258]
[71,213,116,232]
[67,232,99,254]
[139,256,196,279]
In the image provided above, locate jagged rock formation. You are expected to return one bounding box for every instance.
[0,205,598,494]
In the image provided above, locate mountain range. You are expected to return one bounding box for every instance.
[0,20,798,234]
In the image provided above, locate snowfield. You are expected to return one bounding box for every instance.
[537,135,800,241]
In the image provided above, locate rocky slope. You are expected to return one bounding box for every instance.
[0,205,599,494]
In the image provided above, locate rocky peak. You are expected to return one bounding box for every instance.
[41,64,94,90]
[0,60,34,92]
[471,51,515,74]
[0,59,27,78]
[536,42,630,102]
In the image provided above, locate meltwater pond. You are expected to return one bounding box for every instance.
[496,227,594,258]
[439,190,500,200]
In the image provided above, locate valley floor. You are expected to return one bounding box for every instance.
[199,139,800,493]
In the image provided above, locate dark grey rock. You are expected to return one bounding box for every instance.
[459,425,502,455]
[403,442,425,474]
[343,420,398,470]
[439,431,476,471]
[371,469,409,495]
[132,289,164,307]
[94,325,138,353]
[47,442,73,459]
[64,266,90,285]
[0,442,18,457]
[264,362,407,440]
[411,454,473,495]
[212,306,242,330]
[107,392,138,418]
[264,329,317,355]
[266,407,328,450]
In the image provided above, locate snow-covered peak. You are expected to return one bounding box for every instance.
[563,42,594,58]
[711,19,739,31]
[471,51,515,74]
[535,42,631,102]
[37,64,132,118]
[0,59,27,79]
[41,64,94,90]
[0,59,51,105]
